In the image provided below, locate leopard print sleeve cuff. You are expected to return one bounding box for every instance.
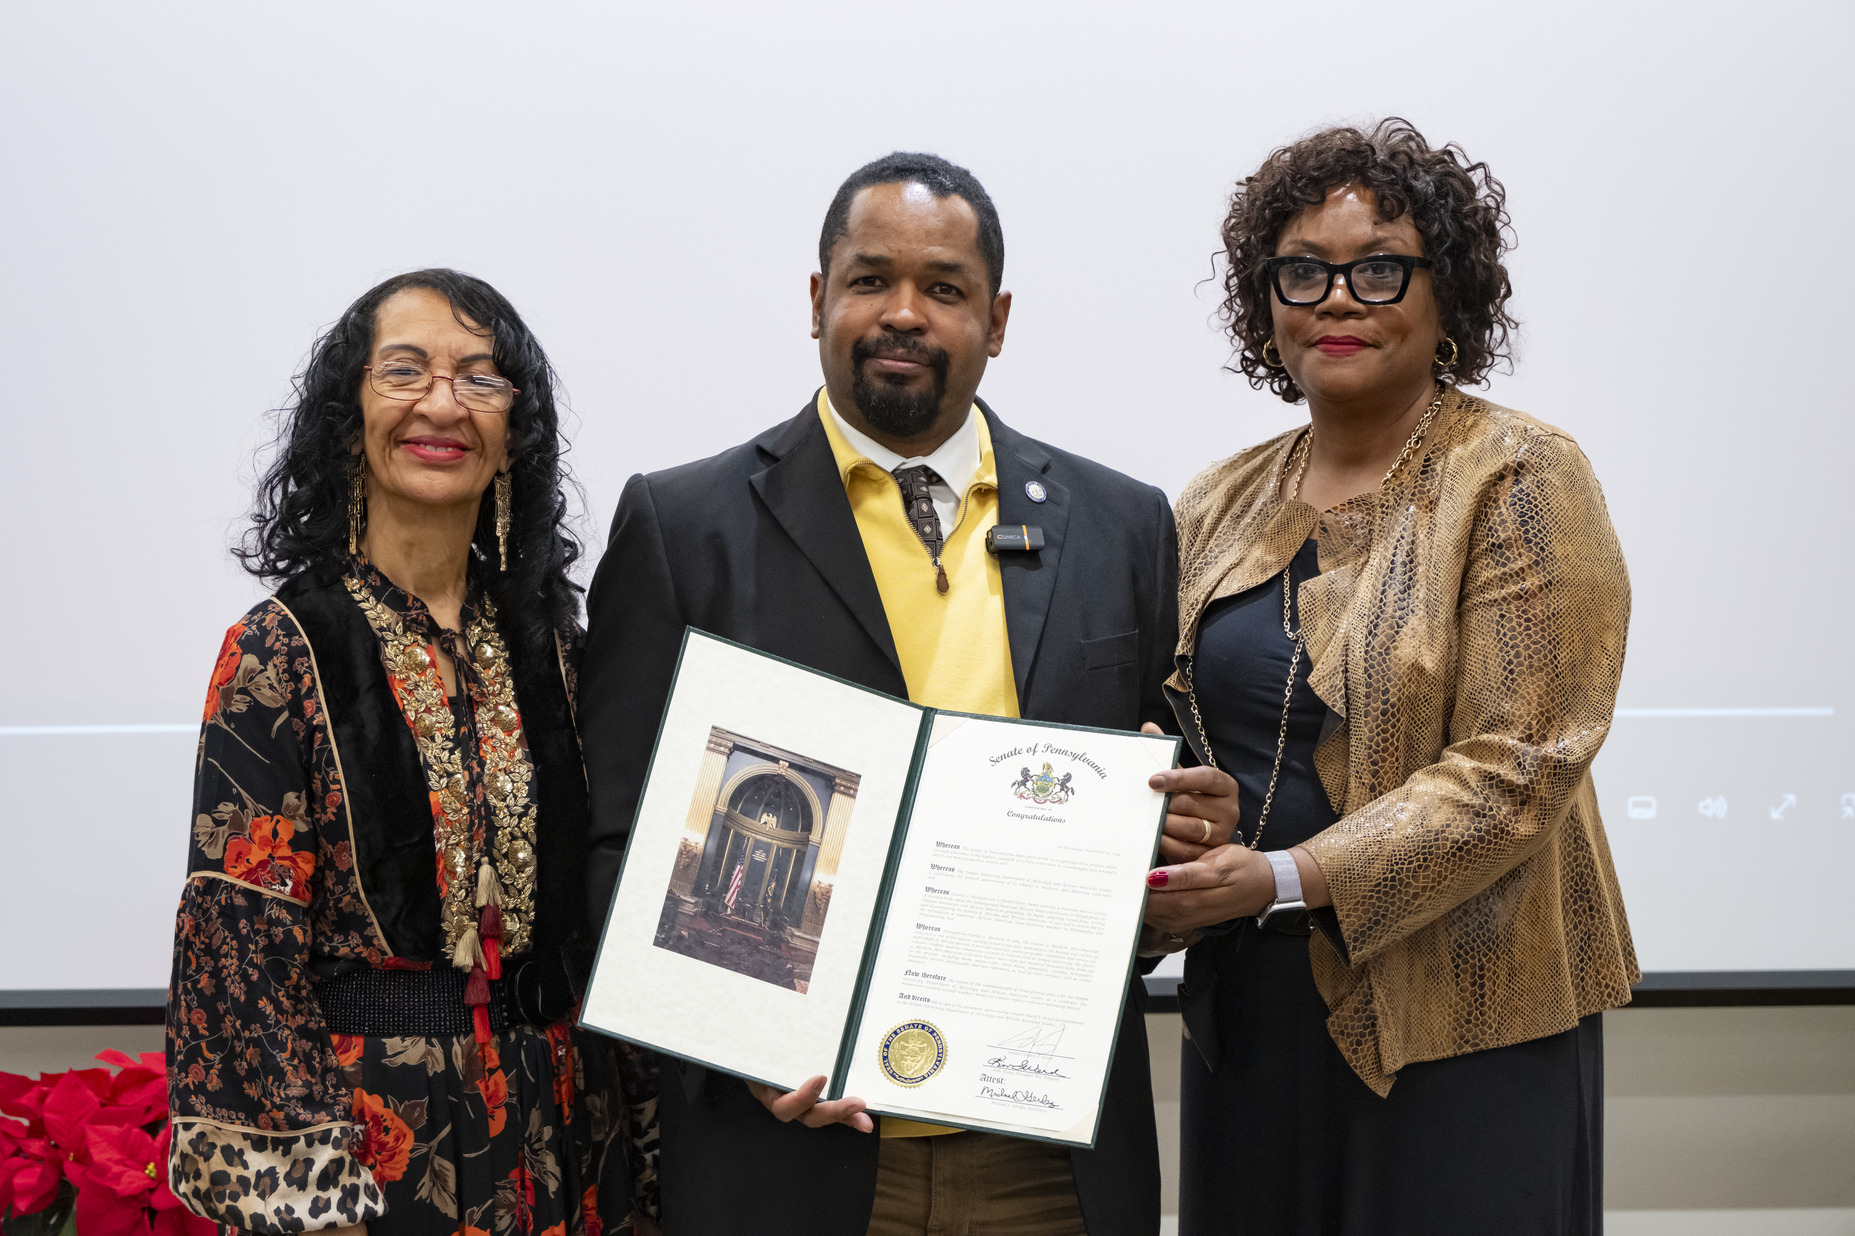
[167,1118,386,1233]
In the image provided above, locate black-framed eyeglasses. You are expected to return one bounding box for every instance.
[365,362,518,413]
[1264,254,1433,306]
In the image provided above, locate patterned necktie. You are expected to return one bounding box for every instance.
[893,464,949,594]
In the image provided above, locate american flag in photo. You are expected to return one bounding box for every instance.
[724,862,745,912]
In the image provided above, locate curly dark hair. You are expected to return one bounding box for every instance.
[236,268,582,656]
[1219,117,1516,402]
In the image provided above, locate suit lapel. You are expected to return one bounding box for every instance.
[984,402,1070,708]
[749,400,902,674]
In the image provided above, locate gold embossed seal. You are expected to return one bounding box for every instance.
[878,1020,947,1087]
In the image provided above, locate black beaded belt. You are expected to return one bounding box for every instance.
[316,966,523,1038]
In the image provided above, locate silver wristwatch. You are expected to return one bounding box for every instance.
[1256,849,1306,926]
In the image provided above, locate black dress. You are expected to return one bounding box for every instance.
[1177,540,1604,1236]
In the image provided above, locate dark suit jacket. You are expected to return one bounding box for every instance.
[581,395,1178,1236]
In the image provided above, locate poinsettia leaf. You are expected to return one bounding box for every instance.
[79,1108,146,1132]
[0,1072,37,1102]
[0,1080,49,1128]
[74,1176,152,1236]
[1,1187,74,1236]
[82,1123,156,1198]
[11,1158,66,1214]
[152,1205,215,1236]
[70,1070,113,1099]
[40,1075,101,1153]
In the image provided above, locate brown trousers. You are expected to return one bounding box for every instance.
[865,1130,1088,1236]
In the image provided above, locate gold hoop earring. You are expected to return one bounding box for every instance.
[1261,338,1285,369]
[495,471,512,571]
[348,456,366,556]
[1434,336,1459,371]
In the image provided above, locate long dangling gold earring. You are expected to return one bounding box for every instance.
[348,456,366,556]
[1434,336,1459,372]
[494,471,512,571]
[1261,337,1286,369]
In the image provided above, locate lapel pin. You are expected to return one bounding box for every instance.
[1024,480,1048,504]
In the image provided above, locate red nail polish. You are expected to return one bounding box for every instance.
[1147,870,1168,888]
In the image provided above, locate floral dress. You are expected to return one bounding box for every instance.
[167,561,659,1234]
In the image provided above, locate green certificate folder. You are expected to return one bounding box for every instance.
[581,628,1178,1147]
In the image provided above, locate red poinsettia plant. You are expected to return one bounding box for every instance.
[0,1052,212,1236]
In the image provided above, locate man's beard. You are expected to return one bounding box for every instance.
[849,335,951,438]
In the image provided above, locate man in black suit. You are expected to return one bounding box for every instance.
[581,152,1234,1235]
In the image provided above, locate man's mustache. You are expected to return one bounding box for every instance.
[852,336,949,370]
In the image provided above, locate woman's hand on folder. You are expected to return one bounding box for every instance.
[746,1075,875,1133]
[1142,723,1241,863]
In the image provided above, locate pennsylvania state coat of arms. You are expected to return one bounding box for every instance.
[1010,761,1075,806]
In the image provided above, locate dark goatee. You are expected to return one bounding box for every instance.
[849,335,951,438]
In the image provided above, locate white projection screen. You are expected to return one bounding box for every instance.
[1,2,1849,1000]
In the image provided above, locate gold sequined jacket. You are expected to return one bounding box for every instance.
[1169,386,1639,1095]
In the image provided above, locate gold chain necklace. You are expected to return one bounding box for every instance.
[1186,385,1443,851]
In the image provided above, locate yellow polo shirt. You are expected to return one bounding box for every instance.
[818,390,1020,1137]
[818,391,1020,721]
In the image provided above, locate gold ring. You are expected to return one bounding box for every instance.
[1200,820,1212,844]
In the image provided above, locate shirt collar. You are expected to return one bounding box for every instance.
[821,387,988,495]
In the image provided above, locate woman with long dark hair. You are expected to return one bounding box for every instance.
[165,270,657,1234]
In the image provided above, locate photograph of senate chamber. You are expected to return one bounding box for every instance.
[654,727,861,993]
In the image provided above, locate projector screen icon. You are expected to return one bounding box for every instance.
[1698,797,1728,819]
[1627,796,1657,819]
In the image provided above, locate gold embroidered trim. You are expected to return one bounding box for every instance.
[469,605,538,955]
[342,576,537,964]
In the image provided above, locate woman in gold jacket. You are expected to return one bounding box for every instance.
[1142,119,1637,1235]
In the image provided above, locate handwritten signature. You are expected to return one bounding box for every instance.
[991,1023,1067,1059]
[978,1085,1061,1109]
[985,1055,1069,1078]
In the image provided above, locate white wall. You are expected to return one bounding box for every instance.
[0,0,1850,990]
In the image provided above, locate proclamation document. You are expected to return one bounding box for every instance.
[583,629,1177,1147]
[838,712,1177,1144]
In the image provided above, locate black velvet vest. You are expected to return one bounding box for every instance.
[275,570,592,967]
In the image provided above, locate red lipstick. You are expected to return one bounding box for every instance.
[1314,336,1370,356]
